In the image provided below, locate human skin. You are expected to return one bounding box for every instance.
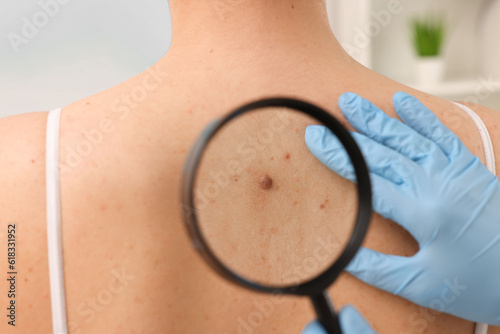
[1,0,500,333]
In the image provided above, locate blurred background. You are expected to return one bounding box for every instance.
[0,0,172,117]
[330,0,500,109]
[0,0,499,118]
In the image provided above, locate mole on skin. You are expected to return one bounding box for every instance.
[259,174,273,190]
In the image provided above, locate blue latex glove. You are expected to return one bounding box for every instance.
[305,92,500,325]
[302,306,377,334]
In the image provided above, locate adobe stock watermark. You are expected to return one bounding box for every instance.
[227,233,343,334]
[341,0,407,59]
[211,0,246,21]
[461,74,499,106]
[7,0,72,54]
[404,277,468,334]
[191,109,291,211]
[46,268,135,334]
[436,73,500,136]
[281,234,343,286]
[50,63,168,177]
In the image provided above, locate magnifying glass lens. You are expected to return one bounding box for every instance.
[193,106,359,288]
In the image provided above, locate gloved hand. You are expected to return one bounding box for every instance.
[302,306,376,334]
[305,92,500,325]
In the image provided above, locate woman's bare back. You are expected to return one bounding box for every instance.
[2,5,500,333]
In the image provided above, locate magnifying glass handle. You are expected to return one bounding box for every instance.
[310,291,342,334]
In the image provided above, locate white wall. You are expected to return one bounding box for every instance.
[0,0,171,118]
[326,0,372,67]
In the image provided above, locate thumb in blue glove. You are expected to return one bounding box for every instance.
[305,92,500,325]
[301,306,377,334]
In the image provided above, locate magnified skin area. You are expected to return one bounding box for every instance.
[195,109,357,287]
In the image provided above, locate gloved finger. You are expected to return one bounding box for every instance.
[301,320,328,334]
[339,306,378,334]
[345,247,414,296]
[305,125,357,182]
[338,92,438,163]
[393,92,465,158]
[305,125,415,185]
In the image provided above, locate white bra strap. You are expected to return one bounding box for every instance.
[453,102,496,175]
[46,108,68,334]
[475,323,489,334]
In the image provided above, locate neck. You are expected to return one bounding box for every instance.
[162,0,348,72]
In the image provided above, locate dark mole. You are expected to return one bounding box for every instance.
[320,204,325,209]
[259,174,273,190]
[285,153,290,160]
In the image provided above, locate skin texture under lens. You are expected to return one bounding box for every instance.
[193,107,358,288]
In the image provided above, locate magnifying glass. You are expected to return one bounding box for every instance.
[180,97,372,333]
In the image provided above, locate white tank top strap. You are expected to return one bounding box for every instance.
[475,323,489,334]
[453,102,496,175]
[46,107,69,334]
[453,102,495,334]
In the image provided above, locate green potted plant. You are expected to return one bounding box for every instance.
[410,14,446,85]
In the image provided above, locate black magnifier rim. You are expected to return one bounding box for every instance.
[181,97,372,296]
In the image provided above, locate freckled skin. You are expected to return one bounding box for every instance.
[259,174,273,190]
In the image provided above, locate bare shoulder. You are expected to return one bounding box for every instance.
[0,110,53,334]
[0,110,50,233]
[0,111,49,193]
[454,101,500,127]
